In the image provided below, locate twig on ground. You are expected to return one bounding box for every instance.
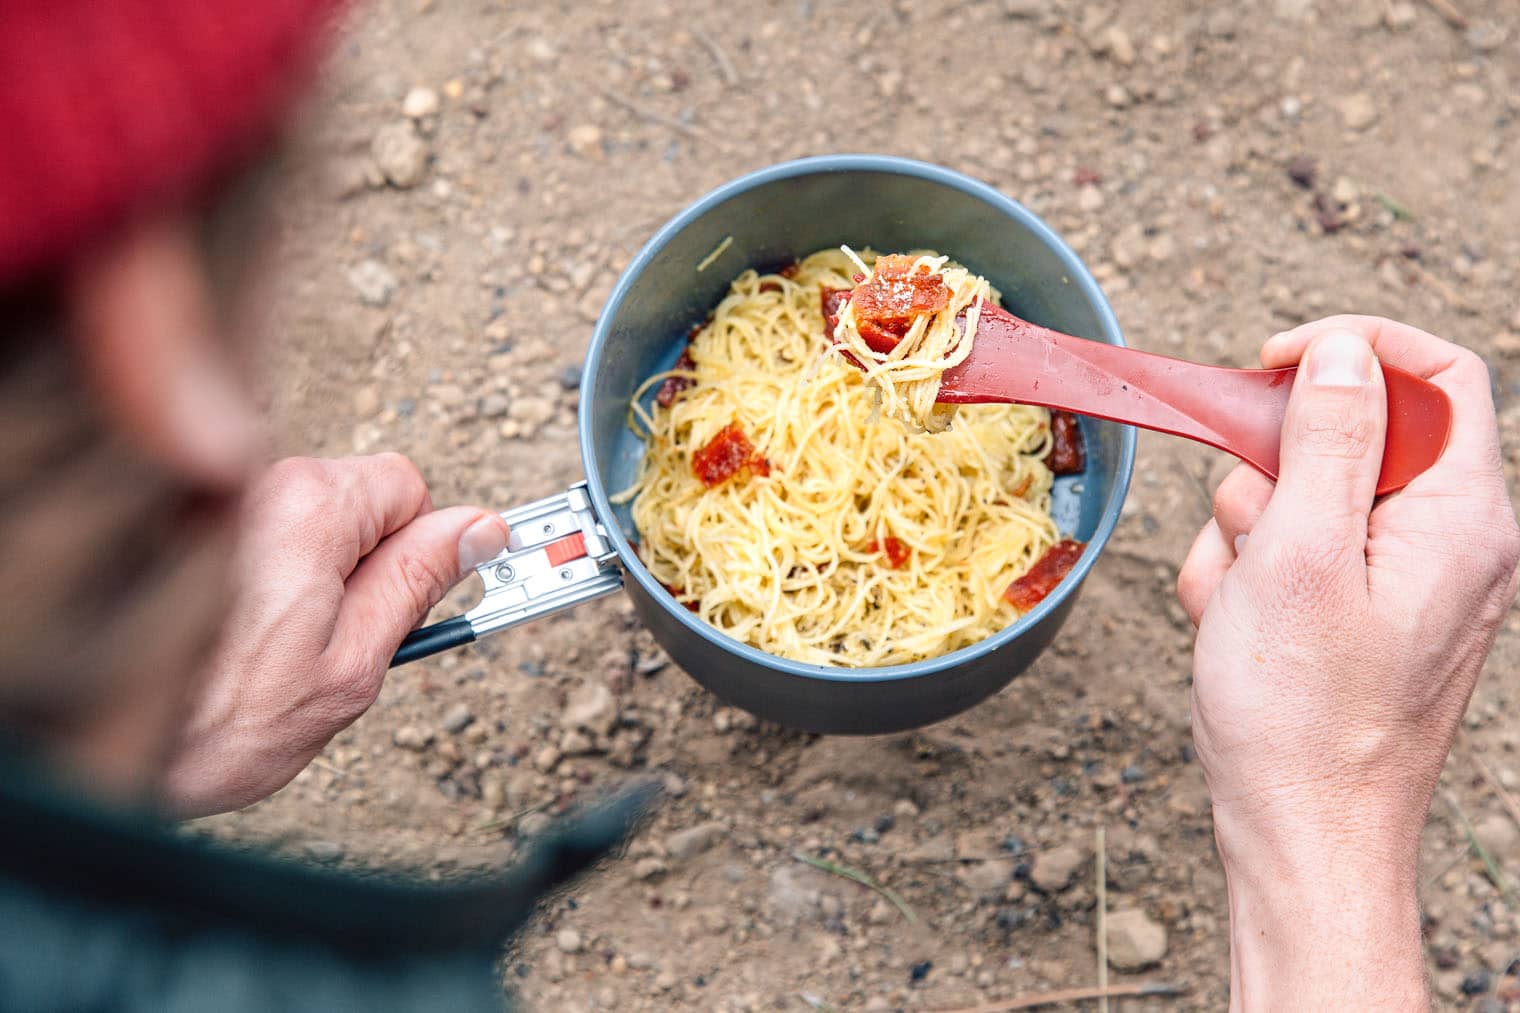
[1467,748,1520,832]
[1443,789,1510,897]
[932,982,1186,1012]
[694,28,739,87]
[1404,260,1477,315]
[792,851,917,924]
[1421,0,1469,29]
[1096,827,1109,1013]
[600,89,712,143]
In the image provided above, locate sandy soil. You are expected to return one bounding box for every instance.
[205,0,1520,1008]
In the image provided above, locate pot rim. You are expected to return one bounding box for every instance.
[579,154,1136,684]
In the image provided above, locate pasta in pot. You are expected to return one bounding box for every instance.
[614,248,1062,668]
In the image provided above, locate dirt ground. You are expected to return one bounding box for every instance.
[202,0,1520,1008]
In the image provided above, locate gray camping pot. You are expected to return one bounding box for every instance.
[394,155,1136,734]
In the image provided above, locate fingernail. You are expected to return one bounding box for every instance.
[1233,534,1248,555]
[458,515,510,572]
[1307,330,1375,388]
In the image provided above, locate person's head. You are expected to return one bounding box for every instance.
[0,0,340,798]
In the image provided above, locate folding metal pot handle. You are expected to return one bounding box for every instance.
[389,482,623,667]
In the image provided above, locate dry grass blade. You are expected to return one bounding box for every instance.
[1443,790,1510,897]
[1096,827,1108,1013]
[792,851,917,924]
[1421,0,1469,29]
[600,89,714,144]
[694,28,739,87]
[932,982,1185,1012]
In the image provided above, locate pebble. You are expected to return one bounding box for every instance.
[393,724,434,752]
[1384,2,1416,28]
[666,821,727,861]
[353,387,381,417]
[567,124,605,160]
[560,729,596,755]
[1102,26,1135,66]
[347,259,398,307]
[556,928,583,954]
[372,120,429,188]
[654,971,678,991]
[480,393,510,418]
[441,703,474,734]
[1030,843,1090,892]
[1105,908,1168,970]
[534,744,562,772]
[956,859,1016,901]
[626,952,655,970]
[402,85,440,120]
[1078,186,1105,212]
[1462,970,1492,995]
[1337,92,1378,132]
[558,365,583,390]
[633,857,668,880]
[561,682,618,736]
[304,840,344,862]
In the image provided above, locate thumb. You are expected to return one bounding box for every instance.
[328,506,510,672]
[1257,328,1387,547]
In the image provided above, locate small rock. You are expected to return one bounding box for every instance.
[1102,26,1135,66]
[868,898,895,925]
[353,387,381,417]
[441,703,474,734]
[347,259,398,307]
[533,744,562,772]
[480,393,510,418]
[1336,92,1378,132]
[560,729,596,755]
[1462,970,1493,996]
[1104,83,1131,108]
[1474,814,1519,859]
[666,821,727,861]
[1031,843,1090,892]
[561,682,618,736]
[626,952,655,970]
[893,798,920,819]
[1078,185,1105,212]
[956,859,1016,901]
[633,857,668,880]
[518,811,551,838]
[1147,235,1176,263]
[1384,2,1416,28]
[1286,155,1317,189]
[371,120,429,188]
[393,724,433,752]
[909,960,933,983]
[304,840,343,862]
[1106,908,1167,970]
[558,365,583,391]
[654,971,678,991]
[556,928,583,954]
[567,124,605,159]
[402,85,440,120]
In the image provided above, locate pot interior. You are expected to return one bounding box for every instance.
[581,157,1131,678]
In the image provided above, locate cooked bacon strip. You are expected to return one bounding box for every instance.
[1004,540,1084,611]
[848,254,952,354]
[692,421,770,487]
[867,536,911,569]
[655,347,697,407]
[1047,411,1086,475]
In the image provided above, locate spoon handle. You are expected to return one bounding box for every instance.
[936,309,1452,495]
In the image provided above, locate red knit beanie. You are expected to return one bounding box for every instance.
[0,0,344,286]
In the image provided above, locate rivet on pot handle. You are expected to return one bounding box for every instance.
[389,482,623,667]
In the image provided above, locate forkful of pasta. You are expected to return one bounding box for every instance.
[827,251,1451,495]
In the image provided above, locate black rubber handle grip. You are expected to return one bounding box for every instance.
[390,616,476,668]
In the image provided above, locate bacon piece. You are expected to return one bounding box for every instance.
[655,348,697,407]
[849,254,952,354]
[692,421,770,487]
[1004,540,1084,611]
[660,582,700,612]
[1047,411,1086,475]
[821,286,851,335]
[779,261,800,279]
[867,536,911,569]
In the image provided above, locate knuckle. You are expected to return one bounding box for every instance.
[318,657,385,729]
[1256,535,1355,607]
[255,457,336,526]
[392,546,454,622]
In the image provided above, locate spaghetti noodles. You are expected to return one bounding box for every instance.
[615,248,1063,668]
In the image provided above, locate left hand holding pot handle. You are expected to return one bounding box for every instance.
[1176,316,1520,1008]
[164,453,509,817]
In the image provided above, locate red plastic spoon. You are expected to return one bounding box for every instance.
[935,304,1452,495]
